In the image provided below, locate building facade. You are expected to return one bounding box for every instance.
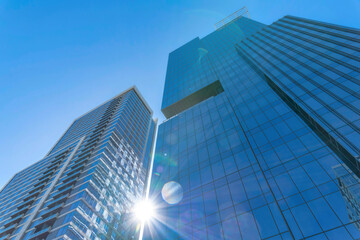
[0,87,156,240]
[148,10,360,240]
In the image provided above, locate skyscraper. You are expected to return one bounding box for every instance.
[148,8,360,240]
[0,87,156,240]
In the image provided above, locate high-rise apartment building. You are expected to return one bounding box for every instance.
[0,87,156,240]
[148,8,360,240]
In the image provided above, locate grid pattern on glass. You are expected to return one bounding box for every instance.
[147,15,360,240]
[237,16,360,158]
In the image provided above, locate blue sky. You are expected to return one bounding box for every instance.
[0,0,359,188]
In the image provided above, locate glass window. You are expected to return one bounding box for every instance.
[253,206,279,238]
[291,204,322,237]
[237,212,261,239]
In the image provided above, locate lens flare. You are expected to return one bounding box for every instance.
[161,181,183,205]
[198,48,208,63]
[134,199,155,223]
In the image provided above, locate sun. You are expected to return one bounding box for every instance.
[133,199,155,223]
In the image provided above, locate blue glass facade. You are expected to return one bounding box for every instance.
[0,87,156,240]
[148,14,360,240]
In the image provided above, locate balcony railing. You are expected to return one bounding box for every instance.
[214,6,250,30]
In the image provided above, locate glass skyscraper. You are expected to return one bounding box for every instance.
[0,87,156,240]
[147,9,360,240]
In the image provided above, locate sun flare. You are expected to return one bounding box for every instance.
[134,199,155,223]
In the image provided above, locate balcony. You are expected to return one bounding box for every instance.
[2,213,23,228]
[39,202,64,219]
[27,226,51,240]
[0,222,16,238]
[11,208,28,219]
[36,212,59,226]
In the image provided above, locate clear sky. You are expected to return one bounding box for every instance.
[0,0,359,189]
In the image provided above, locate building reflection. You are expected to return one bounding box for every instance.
[333,161,360,231]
